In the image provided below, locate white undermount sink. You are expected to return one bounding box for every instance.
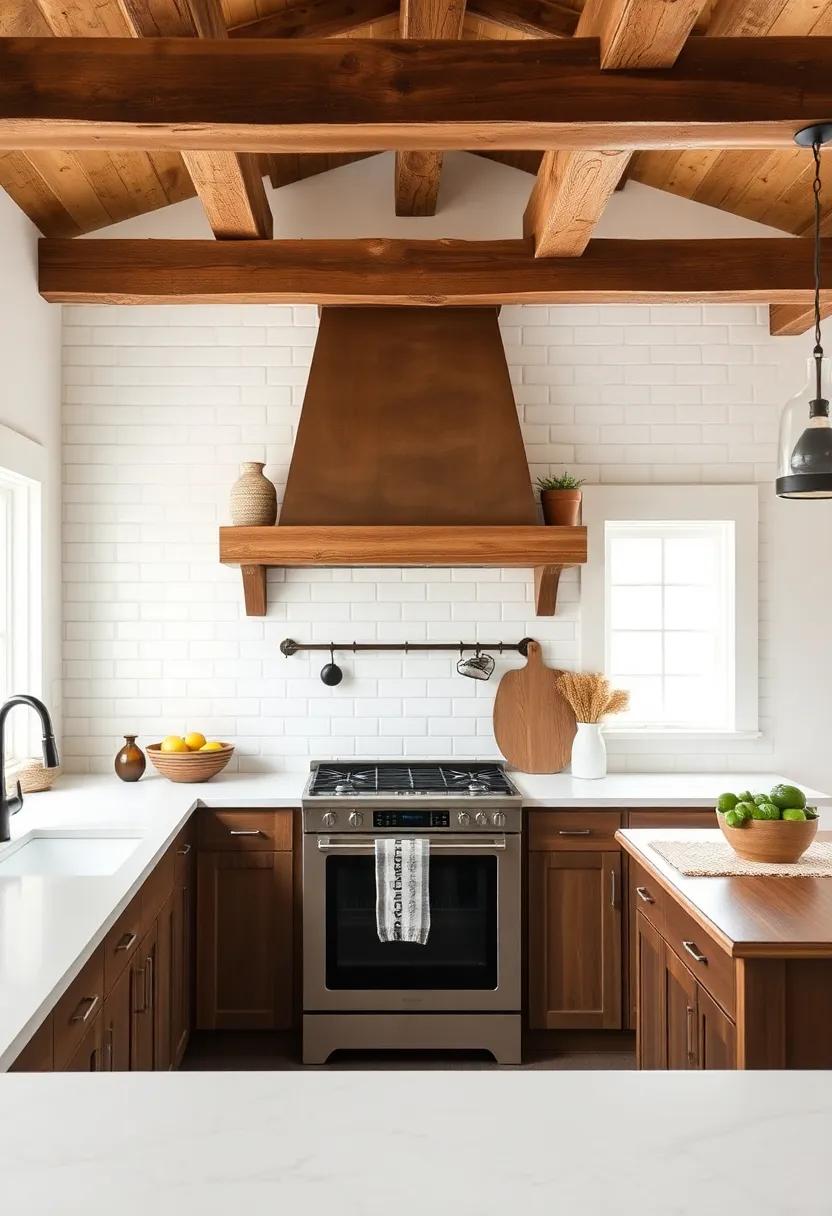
[0,831,142,877]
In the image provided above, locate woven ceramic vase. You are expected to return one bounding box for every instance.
[230,461,277,526]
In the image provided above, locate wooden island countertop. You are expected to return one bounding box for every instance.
[617,828,832,958]
[616,828,832,1069]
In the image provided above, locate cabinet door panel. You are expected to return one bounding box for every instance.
[664,946,699,1070]
[635,913,666,1070]
[155,889,175,1071]
[172,832,195,1067]
[131,923,158,1071]
[197,851,293,1030]
[64,1013,103,1073]
[528,850,622,1030]
[698,985,736,1070]
[103,962,132,1071]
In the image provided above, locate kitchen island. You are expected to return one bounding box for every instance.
[1,1069,829,1215]
[619,828,832,1069]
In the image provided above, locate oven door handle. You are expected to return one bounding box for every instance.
[315,835,508,852]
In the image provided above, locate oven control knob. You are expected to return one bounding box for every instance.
[475,812,488,827]
[322,811,338,827]
[457,811,471,827]
[492,812,506,828]
[348,811,364,828]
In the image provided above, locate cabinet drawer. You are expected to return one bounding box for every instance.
[103,890,142,993]
[529,811,623,851]
[630,860,666,935]
[198,809,292,852]
[627,810,716,830]
[53,947,105,1070]
[140,842,176,933]
[664,898,734,1019]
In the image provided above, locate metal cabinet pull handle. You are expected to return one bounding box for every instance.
[105,1025,114,1071]
[685,1005,696,1065]
[682,940,707,964]
[177,843,192,855]
[145,955,154,1013]
[70,994,99,1024]
[228,829,262,837]
[636,886,655,904]
[115,931,137,952]
[134,965,146,1014]
[610,868,618,909]
[557,829,591,836]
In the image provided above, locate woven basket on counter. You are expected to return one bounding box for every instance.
[4,758,61,794]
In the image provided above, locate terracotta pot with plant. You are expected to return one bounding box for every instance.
[536,472,585,526]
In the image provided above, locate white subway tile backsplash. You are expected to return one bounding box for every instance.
[61,302,792,773]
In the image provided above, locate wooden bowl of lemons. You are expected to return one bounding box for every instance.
[716,783,819,863]
[147,733,234,783]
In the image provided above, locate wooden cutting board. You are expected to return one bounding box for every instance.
[492,641,576,774]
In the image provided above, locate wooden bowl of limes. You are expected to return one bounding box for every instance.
[147,735,234,783]
[716,784,819,863]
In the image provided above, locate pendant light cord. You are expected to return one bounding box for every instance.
[813,138,824,400]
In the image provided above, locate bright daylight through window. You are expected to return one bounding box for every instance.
[0,462,42,764]
[605,521,734,731]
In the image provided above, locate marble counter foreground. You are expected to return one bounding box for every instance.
[0,1070,828,1215]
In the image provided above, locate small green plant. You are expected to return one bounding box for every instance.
[536,472,586,492]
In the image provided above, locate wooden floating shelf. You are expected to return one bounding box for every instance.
[219,525,587,617]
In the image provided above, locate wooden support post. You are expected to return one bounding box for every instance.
[240,565,267,617]
[534,565,564,616]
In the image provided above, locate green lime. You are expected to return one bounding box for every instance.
[752,801,781,821]
[782,808,808,822]
[770,784,806,811]
[724,809,744,828]
[716,792,739,812]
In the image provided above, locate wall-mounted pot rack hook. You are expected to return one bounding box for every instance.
[280,637,534,657]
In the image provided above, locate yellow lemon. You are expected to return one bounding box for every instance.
[199,741,224,753]
[160,735,189,753]
[184,732,206,752]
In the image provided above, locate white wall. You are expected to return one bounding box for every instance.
[60,155,832,787]
[0,191,62,728]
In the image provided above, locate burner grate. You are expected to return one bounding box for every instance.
[308,762,514,796]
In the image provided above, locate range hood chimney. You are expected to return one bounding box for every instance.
[280,307,537,527]
[219,306,586,616]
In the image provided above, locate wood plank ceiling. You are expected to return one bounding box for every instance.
[2,0,831,334]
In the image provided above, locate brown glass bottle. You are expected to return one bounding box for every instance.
[114,735,146,782]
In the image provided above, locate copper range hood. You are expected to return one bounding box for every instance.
[219,306,586,616]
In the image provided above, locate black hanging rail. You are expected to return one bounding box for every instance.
[280,637,534,657]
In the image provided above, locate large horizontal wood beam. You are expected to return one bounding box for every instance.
[38,237,832,306]
[229,0,398,38]
[5,38,832,153]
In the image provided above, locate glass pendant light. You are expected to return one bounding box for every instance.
[777,126,832,499]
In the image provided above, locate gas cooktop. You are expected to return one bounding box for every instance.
[304,761,519,800]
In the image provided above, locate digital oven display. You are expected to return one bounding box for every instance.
[373,811,450,829]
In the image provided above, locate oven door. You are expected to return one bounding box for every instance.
[303,833,521,1012]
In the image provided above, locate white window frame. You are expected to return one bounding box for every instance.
[0,425,44,764]
[580,484,759,739]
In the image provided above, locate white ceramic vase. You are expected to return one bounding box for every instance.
[230,461,277,526]
[570,722,607,780]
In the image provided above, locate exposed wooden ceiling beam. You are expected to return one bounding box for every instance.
[769,302,832,337]
[524,0,708,259]
[466,0,578,37]
[38,236,832,306]
[395,0,467,217]
[118,1,272,238]
[5,37,830,154]
[228,0,398,38]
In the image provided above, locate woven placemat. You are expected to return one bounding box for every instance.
[649,838,832,877]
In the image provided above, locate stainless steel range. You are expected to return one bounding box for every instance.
[302,761,522,1065]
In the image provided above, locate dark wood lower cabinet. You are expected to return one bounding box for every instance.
[528,849,622,1030]
[131,923,158,1071]
[196,849,293,1030]
[636,909,736,1070]
[171,833,195,1067]
[103,962,133,1071]
[64,1013,104,1072]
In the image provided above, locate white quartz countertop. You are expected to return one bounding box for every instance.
[0,769,827,1070]
[1,1070,829,1214]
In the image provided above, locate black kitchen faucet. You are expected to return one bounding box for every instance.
[0,695,60,843]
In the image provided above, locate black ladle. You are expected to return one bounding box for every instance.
[320,644,343,687]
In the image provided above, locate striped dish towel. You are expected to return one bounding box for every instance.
[374,837,431,945]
